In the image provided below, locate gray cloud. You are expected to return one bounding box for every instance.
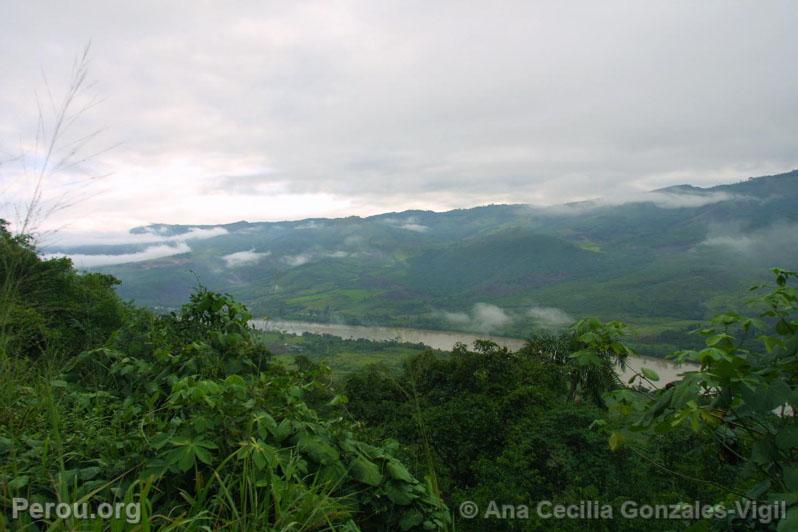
[441,311,470,325]
[1,2,797,231]
[398,223,428,233]
[471,303,512,331]
[645,191,742,209]
[381,216,429,232]
[45,242,191,268]
[443,302,573,332]
[442,303,511,332]
[41,226,228,248]
[222,249,270,267]
[39,226,227,266]
[536,188,752,217]
[527,306,574,329]
[283,254,312,267]
[701,222,798,261]
[281,249,353,267]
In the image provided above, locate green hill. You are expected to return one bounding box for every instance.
[45,170,798,355]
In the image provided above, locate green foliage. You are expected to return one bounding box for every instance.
[604,268,798,529]
[0,220,124,358]
[0,228,449,530]
[562,319,631,406]
[344,336,733,531]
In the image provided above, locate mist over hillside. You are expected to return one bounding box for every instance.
[44,170,798,354]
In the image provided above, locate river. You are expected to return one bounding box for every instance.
[252,319,695,385]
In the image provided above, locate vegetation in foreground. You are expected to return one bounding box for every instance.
[2,218,798,530]
[0,221,448,530]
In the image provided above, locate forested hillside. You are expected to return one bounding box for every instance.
[46,171,798,355]
[5,217,798,530]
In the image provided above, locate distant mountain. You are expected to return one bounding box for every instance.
[46,170,798,355]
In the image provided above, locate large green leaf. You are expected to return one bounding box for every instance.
[641,367,660,382]
[297,435,340,465]
[350,457,382,486]
[386,460,414,483]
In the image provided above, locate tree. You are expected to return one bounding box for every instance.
[604,268,798,530]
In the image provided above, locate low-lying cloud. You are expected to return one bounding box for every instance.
[442,303,511,332]
[646,191,742,209]
[541,189,745,217]
[139,226,229,241]
[471,303,512,331]
[43,226,228,248]
[399,223,429,232]
[222,249,270,267]
[442,302,573,332]
[380,216,430,233]
[701,222,798,261]
[282,249,353,267]
[527,306,574,328]
[283,254,313,267]
[45,243,191,268]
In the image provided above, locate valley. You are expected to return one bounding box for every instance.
[46,170,798,357]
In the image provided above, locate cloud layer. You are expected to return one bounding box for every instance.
[42,227,228,248]
[443,303,573,332]
[45,243,191,268]
[701,222,798,261]
[222,249,270,267]
[1,2,797,232]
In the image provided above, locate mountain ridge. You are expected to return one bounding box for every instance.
[124,170,798,235]
[47,170,798,356]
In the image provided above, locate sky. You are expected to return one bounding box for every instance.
[1,1,797,236]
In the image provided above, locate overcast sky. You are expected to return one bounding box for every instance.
[1,1,797,234]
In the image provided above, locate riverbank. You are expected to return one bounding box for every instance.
[252,319,696,385]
